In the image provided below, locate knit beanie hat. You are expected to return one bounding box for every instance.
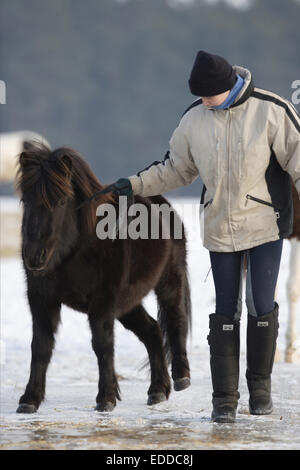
[188,50,236,97]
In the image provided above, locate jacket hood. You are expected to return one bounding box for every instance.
[230,65,254,108]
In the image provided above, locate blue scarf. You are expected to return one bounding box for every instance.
[210,74,245,110]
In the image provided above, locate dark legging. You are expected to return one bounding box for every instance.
[209,239,283,319]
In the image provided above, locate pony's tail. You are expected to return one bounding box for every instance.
[138,264,192,375]
[183,268,193,342]
[157,302,172,366]
[157,267,192,368]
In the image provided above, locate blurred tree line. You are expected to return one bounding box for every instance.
[0,0,299,196]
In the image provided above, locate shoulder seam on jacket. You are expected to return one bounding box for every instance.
[136,151,170,177]
[251,90,300,133]
[182,99,203,117]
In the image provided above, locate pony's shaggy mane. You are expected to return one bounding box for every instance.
[15,140,115,236]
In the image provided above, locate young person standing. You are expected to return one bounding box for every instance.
[110,51,300,423]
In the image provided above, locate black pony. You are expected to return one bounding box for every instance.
[15,141,192,413]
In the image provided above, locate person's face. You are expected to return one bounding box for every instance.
[202,90,230,107]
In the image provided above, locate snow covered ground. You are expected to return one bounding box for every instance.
[0,197,300,450]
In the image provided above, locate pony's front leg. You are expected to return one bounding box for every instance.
[17,294,61,413]
[88,306,120,412]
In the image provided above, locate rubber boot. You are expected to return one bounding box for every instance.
[246,303,279,415]
[207,314,240,423]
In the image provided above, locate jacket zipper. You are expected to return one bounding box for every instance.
[237,140,242,179]
[228,111,234,241]
[246,194,280,219]
[216,137,220,179]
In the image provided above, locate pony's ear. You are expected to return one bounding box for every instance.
[19,141,44,167]
[23,140,37,152]
[19,151,34,169]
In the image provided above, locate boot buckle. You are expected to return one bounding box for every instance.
[257,321,269,327]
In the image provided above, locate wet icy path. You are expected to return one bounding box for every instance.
[1,198,300,450]
[1,348,300,450]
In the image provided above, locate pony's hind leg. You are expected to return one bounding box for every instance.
[285,239,300,363]
[155,267,192,391]
[119,304,171,405]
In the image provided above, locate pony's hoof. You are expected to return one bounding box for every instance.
[16,403,37,414]
[147,393,167,406]
[95,401,115,412]
[285,348,300,363]
[173,377,191,391]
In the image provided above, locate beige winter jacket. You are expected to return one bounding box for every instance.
[129,66,300,252]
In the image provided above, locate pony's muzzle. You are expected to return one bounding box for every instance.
[23,246,48,271]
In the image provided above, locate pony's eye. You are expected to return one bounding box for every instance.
[58,199,66,207]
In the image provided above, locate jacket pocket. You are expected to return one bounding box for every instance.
[199,194,213,219]
[204,198,213,209]
[245,194,280,219]
[199,197,213,243]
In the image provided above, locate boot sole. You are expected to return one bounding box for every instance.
[249,400,273,415]
[211,411,236,423]
[249,407,273,415]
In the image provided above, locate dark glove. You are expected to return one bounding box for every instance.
[111,178,133,197]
